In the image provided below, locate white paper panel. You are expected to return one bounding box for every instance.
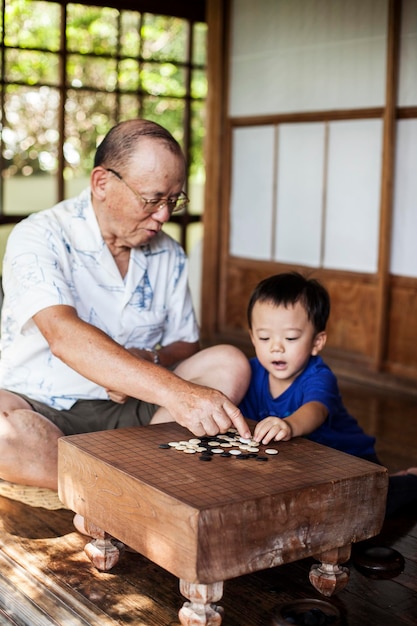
[274,123,325,266]
[391,120,417,277]
[323,120,382,272]
[229,0,388,116]
[229,126,275,259]
[398,0,417,106]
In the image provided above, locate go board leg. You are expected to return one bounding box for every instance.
[82,518,125,571]
[309,544,351,596]
[178,580,224,626]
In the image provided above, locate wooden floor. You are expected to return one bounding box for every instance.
[0,379,417,626]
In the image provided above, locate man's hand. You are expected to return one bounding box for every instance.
[165,383,251,439]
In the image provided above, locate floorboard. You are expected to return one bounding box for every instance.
[0,379,416,625]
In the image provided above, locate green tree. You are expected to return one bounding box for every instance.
[1,0,207,185]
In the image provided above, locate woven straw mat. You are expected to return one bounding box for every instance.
[0,479,68,510]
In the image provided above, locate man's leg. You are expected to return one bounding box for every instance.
[151,344,250,424]
[0,390,63,490]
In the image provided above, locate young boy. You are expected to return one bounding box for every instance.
[239,271,417,517]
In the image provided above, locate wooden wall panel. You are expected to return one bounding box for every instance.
[211,258,417,393]
[323,276,378,358]
[220,263,264,332]
[218,260,379,365]
[386,276,417,378]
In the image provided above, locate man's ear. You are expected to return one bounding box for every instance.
[311,331,327,356]
[90,166,108,201]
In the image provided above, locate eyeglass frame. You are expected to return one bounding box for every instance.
[105,167,189,214]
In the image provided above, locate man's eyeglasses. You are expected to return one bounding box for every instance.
[105,168,189,214]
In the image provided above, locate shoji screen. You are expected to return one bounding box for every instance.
[228,0,388,274]
[391,0,417,278]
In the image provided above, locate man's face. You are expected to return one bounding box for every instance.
[97,139,186,249]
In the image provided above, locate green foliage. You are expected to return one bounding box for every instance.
[4,0,61,50]
[66,5,119,54]
[1,0,207,184]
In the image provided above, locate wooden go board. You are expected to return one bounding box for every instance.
[58,420,388,584]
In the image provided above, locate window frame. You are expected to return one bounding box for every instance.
[0,0,207,253]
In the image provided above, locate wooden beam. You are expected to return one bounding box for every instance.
[50,0,206,22]
[200,0,228,341]
[374,0,402,370]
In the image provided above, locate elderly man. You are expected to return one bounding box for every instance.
[0,119,250,492]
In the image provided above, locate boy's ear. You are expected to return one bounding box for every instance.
[311,331,327,356]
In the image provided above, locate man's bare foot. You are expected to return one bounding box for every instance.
[73,513,89,535]
[391,467,417,477]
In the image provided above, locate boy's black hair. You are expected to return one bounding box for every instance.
[247,272,330,333]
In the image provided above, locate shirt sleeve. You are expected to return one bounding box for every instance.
[2,216,75,333]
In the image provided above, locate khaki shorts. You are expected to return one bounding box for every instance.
[13,393,159,436]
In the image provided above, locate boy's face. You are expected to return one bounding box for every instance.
[249,300,326,393]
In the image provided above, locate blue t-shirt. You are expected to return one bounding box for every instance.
[239,355,376,458]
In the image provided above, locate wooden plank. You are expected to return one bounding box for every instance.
[0,493,417,625]
[0,551,91,626]
[0,497,182,626]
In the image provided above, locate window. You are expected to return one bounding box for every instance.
[0,0,207,254]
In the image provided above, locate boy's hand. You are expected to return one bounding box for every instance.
[253,416,292,445]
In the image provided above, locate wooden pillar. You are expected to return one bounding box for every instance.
[374,0,401,370]
[200,0,229,345]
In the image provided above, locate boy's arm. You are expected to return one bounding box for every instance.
[285,401,328,437]
[253,401,328,444]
